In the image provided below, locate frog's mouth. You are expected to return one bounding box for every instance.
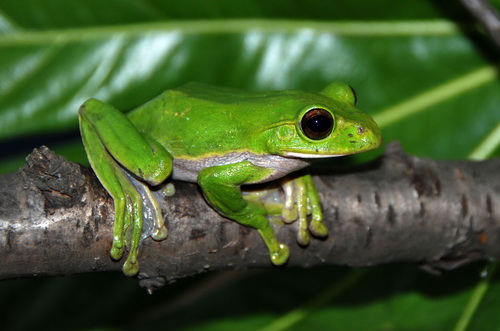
[284,152,346,158]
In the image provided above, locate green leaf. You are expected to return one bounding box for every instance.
[0,0,499,330]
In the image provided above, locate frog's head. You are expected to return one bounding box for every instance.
[263,82,382,158]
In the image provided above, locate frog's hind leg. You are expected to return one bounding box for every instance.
[79,117,144,276]
[79,99,172,276]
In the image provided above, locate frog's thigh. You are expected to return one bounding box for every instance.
[78,99,172,185]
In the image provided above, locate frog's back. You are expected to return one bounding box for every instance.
[127,82,328,158]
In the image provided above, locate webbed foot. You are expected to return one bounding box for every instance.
[244,174,328,246]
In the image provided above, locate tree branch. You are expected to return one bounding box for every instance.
[459,0,500,49]
[0,143,498,289]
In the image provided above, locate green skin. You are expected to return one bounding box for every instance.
[78,82,382,276]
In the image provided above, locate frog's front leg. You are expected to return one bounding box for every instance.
[198,161,290,265]
[79,99,172,276]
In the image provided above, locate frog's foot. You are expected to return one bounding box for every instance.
[110,172,168,277]
[243,187,284,216]
[243,174,328,246]
[241,193,290,264]
[257,226,290,265]
[113,178,145,276]
[243,185,309,245]
[280,174,329,246]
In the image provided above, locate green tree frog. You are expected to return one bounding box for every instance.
[78,82,382,276]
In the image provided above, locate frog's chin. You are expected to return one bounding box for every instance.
[284,152,345,158]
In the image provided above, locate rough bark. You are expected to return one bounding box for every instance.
[0,143,498,289]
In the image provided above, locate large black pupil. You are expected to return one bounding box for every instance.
[307,115,331,133]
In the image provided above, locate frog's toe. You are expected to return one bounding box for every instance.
[282,207,298,223]
[110,242,124,260]
[123,257,140,277]
[297,229,311,246]
[310,221,329,237]
[152,225,168,241]
[270,243,290,266]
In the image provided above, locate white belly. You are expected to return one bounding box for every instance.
[172,152,312,183]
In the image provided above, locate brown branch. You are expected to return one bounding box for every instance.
[0,143,499,290]
[459,0,500,48]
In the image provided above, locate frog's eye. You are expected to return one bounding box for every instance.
[301,108,334,140]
